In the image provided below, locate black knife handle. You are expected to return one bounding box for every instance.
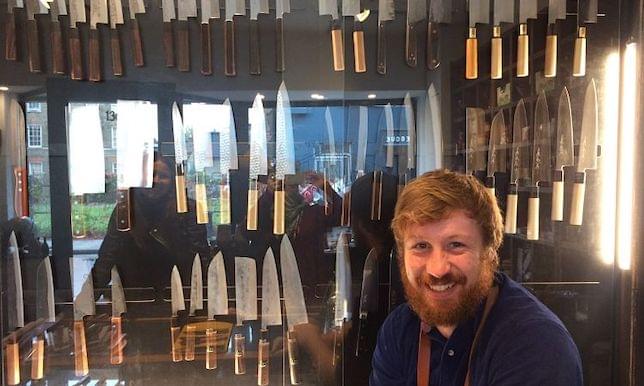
[177,21,190,72]
[5,13,17,60]
[249,19,261,75]
[426,21,440,70]
[69,28,84,80]
[201,22,213,75]
[51,21,66,74]
[224,20,236,76]
[163,22,175,67]
[89,28,102,82]
[276,18,285,72]
[405,22,418,67]
[26,19,42,73]
[130,18,145,67]
[354,318,368,357]
[116,188,131,231]
[376,22,386,75]
[110,28,124,76]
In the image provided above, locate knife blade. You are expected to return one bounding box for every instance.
[376,0,394,74]
[570,79,598,225]
[425,83,444,170]
[275,0,290,72]
[25,0,46,72]
[527,91,552,240]
[385,103,394,169]
[465,0,489,79]
[426,0,451,70]
[234,256,257,375]
[517,0,537,77]
[333,231,352,366]
[184,254,203,361]
[219,99,239,224]
[406,0,426,68]
[249,0,268,74]
[32,256,55,381]
[162,0,177,67]
[71,265,96,377]
[49,0,67,74]
[170,265,186,362]
[258,247,282,385]
[68,0,86,79]
[274,82,295,234]
[176,0,197,72]
[247,94,268,230]
[544,0,566,77]
[280,235,308,384]
[370,103,393,221]
[490,0,514,79]
[108,0,125,75]
[403,93,416,185]
[200,0,220,75]
[320,0,343,71]
[5,232,24,385]
[573,0,597,77]
[9,100,28,218]
[110,266,127,365]
[89,0,108,81]
[206,251,228,369]
[324,106,336,215]
[5,0,23,61]
[505,99,530,234]
[172,103,188,213]
[485,110,508,197]
[189,103,216,224]
[355,248,377,356]
[127,0,146,66]
[552,87,574,221]
[343,106,368,226]
[465,107,488,175]
[224,0,245,76]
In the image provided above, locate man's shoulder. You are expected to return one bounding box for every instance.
[382,303,419,328]
[378,303,422,345]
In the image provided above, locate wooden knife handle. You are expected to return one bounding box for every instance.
[287,330,301,385]
[224,20,236,76]
[276,18,285,72]
[71,195,87,238]
[570,172,586,225]
[69,28,84,80]
[184,323,196,361]
[376,22,386,74]
[234,333,246,375]
[170,325,183,362]
[249,19,261,75]
[110,316,124,365]
[13,166,28,217]
[89,29,102,82]
[353,24,366,73]
[544,27,557,77]
[196,181,209,224]
[5,13,17,60]
[110,29,124,76]
[116,188,131,231]
[491,26,502,80]
[465,27,477,79]
[273,179,285,235]
[504,185,518,234]
[405,22,418,68]
[130,18,145,67]
[30,336,44,380]
[177,21,190,72]
[26,19,42,73]
[426,21,440,70]
[205,328,217,369]
[219,182,231,224]
[201,23,213,75]
[258,338,269,385]
[247,184,259,230]
[73,320,89,377]
[331,24,344,72]
[175,173,188,213]
[5,340,20,385]
[526,188,539,240]
[51,21,66,74]
[517,23,529,77]
[573,26,586,77]
[163,22,175,67]
[341,188,351,227]
[552,171,564,221]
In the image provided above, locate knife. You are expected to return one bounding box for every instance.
[344,0,368,72]
[5,232,24,385]
[333,231,352,367]
[544,0,566,77]
[465,0,489,79]
[127,0,145,66]
[527,91,552,240]
[110,266,127,365]
[465,107,487,176]
[355,248,377,356]
[376,0,394,74]
[573,0,597,77]
[190,104,215,224]
[426,83,444,170]
[220,99,239,224]
[224,0,245,76]
[177,0,197,72]
[280,235,308,385]
[200,0,219,75]
[490,0,514,79]
[371,103,393,221]
[89,0,108,81]
[516,0,537,77]
[403,93,416,187]
[5,0,23,60]
[170,265,186,362]
[248,94,268,230]
[274,82,295,235]
[71,265,96,377]
[162,0,176,67]
[552,87,573,221]
[172,103,188,213]
[9,100,28,218]
[343,106,368,227]
[406,0,426,68]
[505,99,530,234]
[275,0,290,72]
[570,79,598,225]
[486,110,508,197]
[320,0,343,71]
[32,256,56,381]
[249,0,268,74]
[234,256,258,375]
[206,252,228,369]
[324,107,336,215]
[25,0,46,72]
[426,0,451,71]
[49,0,67,74]
[385,103,394,170]
[185,254,203,361]
[108,0,125,75]
[258,248,282,385]
[68,0,86,79]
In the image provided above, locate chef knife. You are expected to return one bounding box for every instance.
[465,0,489,79]
[505,99,530,234]
[190,103,215,225]
[371,103,393,221]
[69,0,86,79]
[71,266,96,376]
[355,248,377,356]
[320,0,343,71]
[403,93,416,186]
[426,0,451,71]
[110,266,127,365]
[185,254,203,361]
[5,232,24,385]
[25,0,47,72]
[465,107,488,176]
[258,248,282,385]
[49,0,67,74]
[490,0,514,79]
[274,82,295,235]
[275,0,290,72]
[200,0,219,75]
[343,0,367,72]
[172,103,188,213]
[127,0,145,66]
[376,0,394,74]
[249,0,268,74]
[552,87,573,221]
[544,0,566,77]
[162,0,176,67]
[280,235,308,384]
[570,79,598,225]
[89,0,108,81]
[234,256,258,375]
[517,0,537,77]
[32,256,56,381]
[486,110,508,197]
[224,0,245,76]
[573,0,597,77]
[170,265,186,362]
[406,0,426,68]
[343,106,368,227]
[206,252,228,369]
[425,83,444,170]
[220,99,239,224]
[247,94,268,230]
[108,0,125,75]
[527,90,552,240]
[333,231,352,366]
[5,0,22,60]
[177,0,197,72]
[324,107,336,215]
[9,100,28,218]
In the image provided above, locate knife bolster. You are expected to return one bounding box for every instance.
[517,24,529,77]
[545,34,557,77]
[331,26,345,72]
[353,29,366,73]
[573,27,586,77]
[504,190,518,234]
[287,330,301,385]
[31,336,44,380]
[110,316,124,365]
[258,338,270,385]
[206,328,217,369]
[273,179,285,234]
[6,340,20,385]
[247,181,259,230]
[465,27,477,79]
[234,333,246,374]
[73,320,89,376]
[491,26,502,79]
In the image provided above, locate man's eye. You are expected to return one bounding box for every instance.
[448,241,465,249]
[412,242,429,250]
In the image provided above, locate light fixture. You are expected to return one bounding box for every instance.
[367,94,377,99]
[311,93,325,100]
[0,86,9,91]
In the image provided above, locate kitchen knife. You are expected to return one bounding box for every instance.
[177,0,197,72]
[343,0,368,72]
[258,248,282,385]
[185,254,203,361]
[25,0,47,72]
[189,103,216,224]
[89,0,108,81]
[527,91,552,240]
[486,110,508,197]
[127,0,145,66]
[355,248,377,356]
[32,256,56,381]
[376,0,394,74]
[234,256,258,375]
[108,0,125,75]
[465,0,489,79]
[5,232,24,385]
[517,0,537,77]
[69,0,86,79]
[9,100,28,218]
[219,99,239,224]
[370,103,393,221]
[110,266,127,365]
[274,82,295,235]
[172,103,188,213]
[248,94,268,230]
[406,0,426,68]
[403,93,416,186]
[425,83,444,170]
[465,107,488,176]
[200,0,220,75]
[385,103,394,170]
[49,0,67,74]
[5,0,23,60]
[505,99,530,234]
[170,266,186,362]
[249,0,268,74]
[343,106,368,227]
[206,252,228,369]
[491,0,514,79]
[71,266,96,377]
[224,0,245,76]
[275,0,290,72]
[280,235,308,385]
[426,0,451,71]
[320,0,343,71]
[573,0,598,77]
[333,231,352,366]
[544,0,566,77]
[324,107,336,215]
[570,79,598,225]
[552,87,573,221]
[162,0,176,67]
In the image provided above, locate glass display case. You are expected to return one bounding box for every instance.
[0,0,642,384]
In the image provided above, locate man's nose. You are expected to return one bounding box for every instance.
[425,250,451,278]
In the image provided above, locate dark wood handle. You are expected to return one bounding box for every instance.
[177,21,190,72]
[31,336,45,380]
[14,166,28,217]
[116,188,131,231]
[426,21,440,70]
[224,20,236,76]
[69,28,84,80]
[163,22,175,67]
[110,316,124,365]
[352,26,366,73]
[201,22,213,75]
[331,24,344,71]
[234,333,246,374]
[5,13,17,60]
[51,21,66,74]
[130,18,145,67]
[275,18,285,72]
[205,328,217,369]
[405,22,417,68]
[376,22,386,74]
[73,320,89,377]
[258,339,269,385]
[287,331,301,385]
[26,19,42,73]
[110,29,123,76]
[249,19,261,75]
[88,29,101,82]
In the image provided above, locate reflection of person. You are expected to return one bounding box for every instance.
[370,170,582,385]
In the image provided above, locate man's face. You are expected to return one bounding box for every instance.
[400,209,494,327]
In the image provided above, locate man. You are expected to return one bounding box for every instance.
[370,169,582,385]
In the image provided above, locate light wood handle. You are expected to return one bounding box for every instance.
[69,28,84,80]
[89,29,102,82]
[170,325,182,362]
[376,22,386,74]
[353,29,366,73]
[73,320,89,377]
[465,27,477,79]
[196,182,209,224]
[184,324,196,361]
[491,26,502,79]
[273,188,285,235]
[234,333,246,375]
[247,186,259,230]
[331,27,344,72]
[177,21,190,72]
[570,175,586,225]
[110,29,124,76]
[175,174,188,213]
[287,331,301,385]
[552,179,564,221]
[31,336,44,380]
[130,18,145,67]
[201,22,213,75]
[205,328,217,369]
[110,316,124,365]
[573,27,586,77]
[51,21,66,74]
[258,339,269,385]
[220,183,231,224]
[527,194,539,240]
[504,191,518,234]
[517,24,529,77]
[6,341,20,385]
[163,22,175,67]
[544,34,557,77]
[26,19,41,73]
[5,13,17,60]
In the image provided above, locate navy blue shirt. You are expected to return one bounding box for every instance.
[370,272,583,386]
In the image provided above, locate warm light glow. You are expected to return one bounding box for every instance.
[0,86,8,91]
[367,94,377,99]
[311,94,325,100]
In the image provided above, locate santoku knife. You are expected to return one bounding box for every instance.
[224,0,245,76]
[465,0,489,79]
[185,254,203,361]
[406,0,426,68]
[249,0,268,74]
[110,266,127,365]
[170,266,186,362]
[234,256,258,375]
[517,0,537,77]
[275,0,290,72]
[108,0,125,75]
[491,0,514,79]
[89,0,109,81]
[49,0,67,74]
[127,0,146,66]
[200,0,220,75]
[69,0,86,79]
[247,94,268,230]
[5,232,24,385]
[552,87,574,221]
[162,0,177,67]
[206,252,228,369]
[274,82,295,234]
[545,0,566,77]
[505,99,530,234]
[527,91,552,240]
[376,0,394,74]
[258,248,282,385]
[320,0,343,71]
[177,0,197,72]
[71,266,96,376]
[486,110,508,197]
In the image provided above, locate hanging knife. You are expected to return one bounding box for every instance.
[5,0,23,60]
[275,0,290,72]
[162,0,177,67]
[544,0,566,77]
[5,232,24,386]
[49,0,67,74]
[465,0,489,79]
[465,107,488,176]
[127,0,145,66]
[69,0,86,80]
[486,110,508,197]
[355,248,377,356]
[274,82,295,235]
[200,0,219,75]
[234,256,258,375]
[527,91,552,240]
[426,83,444,169]
[185,254,204,361]
[9,100,28,218]
[89,0,108,81]
[573,0,597,77]
[376,0,394,74]
[71,266,96,377]
[343,106,368,227]
[249,0,268,74]
[258,248,282,385]
[332,231,352,366]
[172,103,188,213]
[426,0,451,71]
[516,0,537,77]
[219,99,239,224]
[343,0,367,73]
[170,266,186,362]
[324,107,336,215]
[206,252,228,369]
[32,256,56,381]
[108,0,125,75]
[224,0,245,76]
[177,0,197,72]
[280,235,308,385]
[490,0,514,79]
[110,266,127,365]
[570,79,598,225]
[25,0,46,72]
[320,0,342,71]
[406,0,426,68]
[191,104,214,224]
[247,94,268,230]
[552,87,574,221]
[371,103,393,221]
[505,99,530,234]
[403,93,416,186]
